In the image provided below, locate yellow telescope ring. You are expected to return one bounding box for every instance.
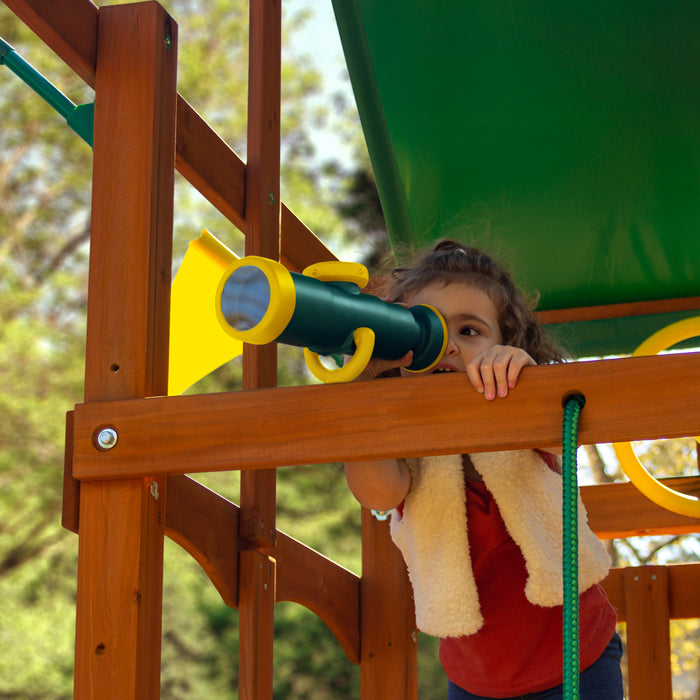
[612,317,700,518]
[216,256,296,345]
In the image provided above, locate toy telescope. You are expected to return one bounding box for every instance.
[216,257,448,383]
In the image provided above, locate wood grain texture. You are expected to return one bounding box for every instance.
[73,4,177,698]
[72,353,700,479]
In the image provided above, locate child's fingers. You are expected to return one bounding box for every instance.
[468,347,535,400]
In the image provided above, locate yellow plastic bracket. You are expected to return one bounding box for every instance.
[304,327,375,383]
[612,316,700,518]
[302,261,369,288]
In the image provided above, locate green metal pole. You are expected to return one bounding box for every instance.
[1,37,93,146]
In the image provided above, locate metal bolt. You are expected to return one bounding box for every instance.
[268,191,275,204]
[150,481,159,501]
[95,427,118,450]
[164,34,172,51]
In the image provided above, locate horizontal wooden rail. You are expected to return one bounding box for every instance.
[583,476,700,539]
[4,0,336,273]
[71,353,700,479]
[537,296,700,325]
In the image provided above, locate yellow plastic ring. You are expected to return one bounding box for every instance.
[612,317,700,518]
[216,256,297,345]
[304,327,375,383]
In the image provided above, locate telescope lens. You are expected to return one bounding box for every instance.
[220,265,271,331]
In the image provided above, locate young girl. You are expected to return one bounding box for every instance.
[344,240,623,700]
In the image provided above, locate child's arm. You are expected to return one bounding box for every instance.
[344,457,411,511]
[344,351,414,510]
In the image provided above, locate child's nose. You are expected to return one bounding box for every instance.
[445,336,459,356]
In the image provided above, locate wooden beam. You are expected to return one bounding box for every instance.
[537,296,700,325]
[4,0,336,273]
[2,0,98,85]
[238,2,281,696]
[274,525,361,664]
[360,510,417,697]
[73,4,176,698]
[583,477,700,540]
[624,567,673,700]
[602,563,700,622]
[165,475,239,607]
[239,550,276,700]
[71,353,700,479]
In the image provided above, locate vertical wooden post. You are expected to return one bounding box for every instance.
[238,1,281,698]
[74,3,177,698]
[360,509,418,698]
[624,566,673,700]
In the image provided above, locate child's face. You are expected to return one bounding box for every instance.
[401,281,503,375]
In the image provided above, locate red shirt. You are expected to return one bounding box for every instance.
[439,455,617,696]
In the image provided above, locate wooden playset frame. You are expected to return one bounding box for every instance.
[4,1,700,698]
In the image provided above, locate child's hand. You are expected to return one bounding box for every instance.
[466,345,535,400]
[353,351,414,381]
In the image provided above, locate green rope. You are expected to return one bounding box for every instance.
[562,394,585,700]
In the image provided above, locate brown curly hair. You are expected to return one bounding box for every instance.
[388,240,566,364]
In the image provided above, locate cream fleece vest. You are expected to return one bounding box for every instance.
[389,450,611,638]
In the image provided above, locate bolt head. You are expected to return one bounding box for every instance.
[95,427,118,450]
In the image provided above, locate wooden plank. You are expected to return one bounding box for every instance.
[2,0,98,85]
[538,296,700,324]
[238,3,281,697]
[165,475,238,608]
[275,529,361,664]
[360,509,417,697]
[623,567,673,700]
[602,563,700,622]
[280,203,337,271]
[175,95,246,232]
[583,477,700,540]
[71,353,700,479]
[238,0,280,546]
[73,4,176,698]
[239,550,276,700]
[62,410,79,533]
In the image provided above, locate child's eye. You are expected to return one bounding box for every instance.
[460,326,480,337]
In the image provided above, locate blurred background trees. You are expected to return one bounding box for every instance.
[0,2,697,698]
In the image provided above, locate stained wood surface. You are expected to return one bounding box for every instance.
[582,477,700,539]
[537,296,700,324]
[602,562,700,622]
[72,4,177,698]
[623,567,673,700]
[360,509,417,697]
[239,550,276,700]
[71,353,700,479]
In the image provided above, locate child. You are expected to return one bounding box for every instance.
[344,240,623,700]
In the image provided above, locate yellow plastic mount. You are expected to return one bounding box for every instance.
[302,261,369,288]
[304,327,375,384]
[402,303,449,374]
[612,316,700,518]
[215,255,297,345]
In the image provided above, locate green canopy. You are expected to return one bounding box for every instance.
[333,1,700,357]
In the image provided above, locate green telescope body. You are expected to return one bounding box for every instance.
[216,257,448,383]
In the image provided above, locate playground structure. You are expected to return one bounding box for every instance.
[3,1,700,698]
